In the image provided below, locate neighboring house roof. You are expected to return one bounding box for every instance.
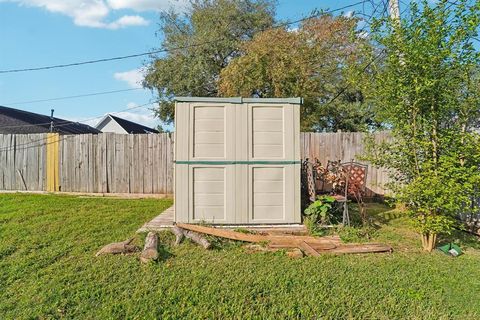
[95,114,159,134]
[0,106,101,134]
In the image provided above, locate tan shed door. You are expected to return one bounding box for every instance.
[189,165,236,223]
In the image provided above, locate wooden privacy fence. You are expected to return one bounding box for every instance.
[0,133,174,194]
[0,131,390,196]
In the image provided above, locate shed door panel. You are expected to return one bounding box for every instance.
[247,165,296,223]
[189,166,235,223]
[190,104,235,160]
[251,167,284,221]
[248,104,295,160]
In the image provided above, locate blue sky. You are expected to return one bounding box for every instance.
[0,0,380,129]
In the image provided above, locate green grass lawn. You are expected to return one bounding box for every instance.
[1,194,480,319]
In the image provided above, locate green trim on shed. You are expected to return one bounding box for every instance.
[174,97,303,104]
[174,160,301,165]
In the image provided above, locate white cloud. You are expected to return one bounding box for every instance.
[126,102,138,109]
[107,0,187,11]
[0,0,161,29]
[114,110,157,128]
[113,68,145,88]
[106,15,149,29]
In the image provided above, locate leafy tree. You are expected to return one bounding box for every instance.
[218,15,379,131]
[363,0,480,251]
[143,0,276,124]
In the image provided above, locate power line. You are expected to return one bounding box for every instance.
[322,48,386,108]
[4,88,143,106]
[0,101,156,152]
[0,1,368,75]
[0,101,155,130]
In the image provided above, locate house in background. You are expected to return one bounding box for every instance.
[95,114,159,134]
[0,106,100,134]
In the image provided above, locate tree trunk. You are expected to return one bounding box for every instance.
[95,238,137,256]
[421,232,437,252]
[140,232,159,263]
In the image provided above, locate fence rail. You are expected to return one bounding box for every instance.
[0,132,390,196]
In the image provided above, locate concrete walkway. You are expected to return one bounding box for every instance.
[137,205,307,234]
[137,205,174,233]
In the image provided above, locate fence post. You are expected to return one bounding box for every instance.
[46,133,60,192]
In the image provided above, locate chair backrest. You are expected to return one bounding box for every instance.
[341,161,368,195]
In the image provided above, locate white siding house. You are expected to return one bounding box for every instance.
[95,114,159,134]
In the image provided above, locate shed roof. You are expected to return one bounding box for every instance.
[0,106,101,134]
[174,97,302,104]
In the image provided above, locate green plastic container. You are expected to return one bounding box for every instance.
[437,243,462,257]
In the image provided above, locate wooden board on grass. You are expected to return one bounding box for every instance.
[176,223,267,242]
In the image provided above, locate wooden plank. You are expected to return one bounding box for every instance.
[268,239,338,249]
[139,134,145,193]
[39,134,46,191]
[15,135,24,190]
[157,134,165,194]
[113,134,123,193]
[167,133,174,194]
[122,134,129,193]
[176,223,267,242]
[106,133,115,193]
[310,243,393,254]
[88,134,94,193]
[299,241,320,256]
[144,134,153,193]
[46,133,53,191]
[176,223,344,247]
[151,134,158,193]
[128,134,134,193]
[0,135,5,189]
[100,133,108,193]
[81,134,88,192]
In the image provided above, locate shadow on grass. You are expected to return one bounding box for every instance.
[158,243,174,261]
[440,230,480,250]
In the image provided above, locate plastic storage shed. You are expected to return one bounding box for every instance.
[174,97,301,224]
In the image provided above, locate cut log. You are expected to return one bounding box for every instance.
[176,223,266,243]
[299,241,321,256]
[183,230,211,249]
[140,232,159,263]
[95,238,137,256]
[172,226,211,249]
[171,226,185,245]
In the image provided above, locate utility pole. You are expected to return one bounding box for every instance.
[389,0,400,21]
[50,109,54,132]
